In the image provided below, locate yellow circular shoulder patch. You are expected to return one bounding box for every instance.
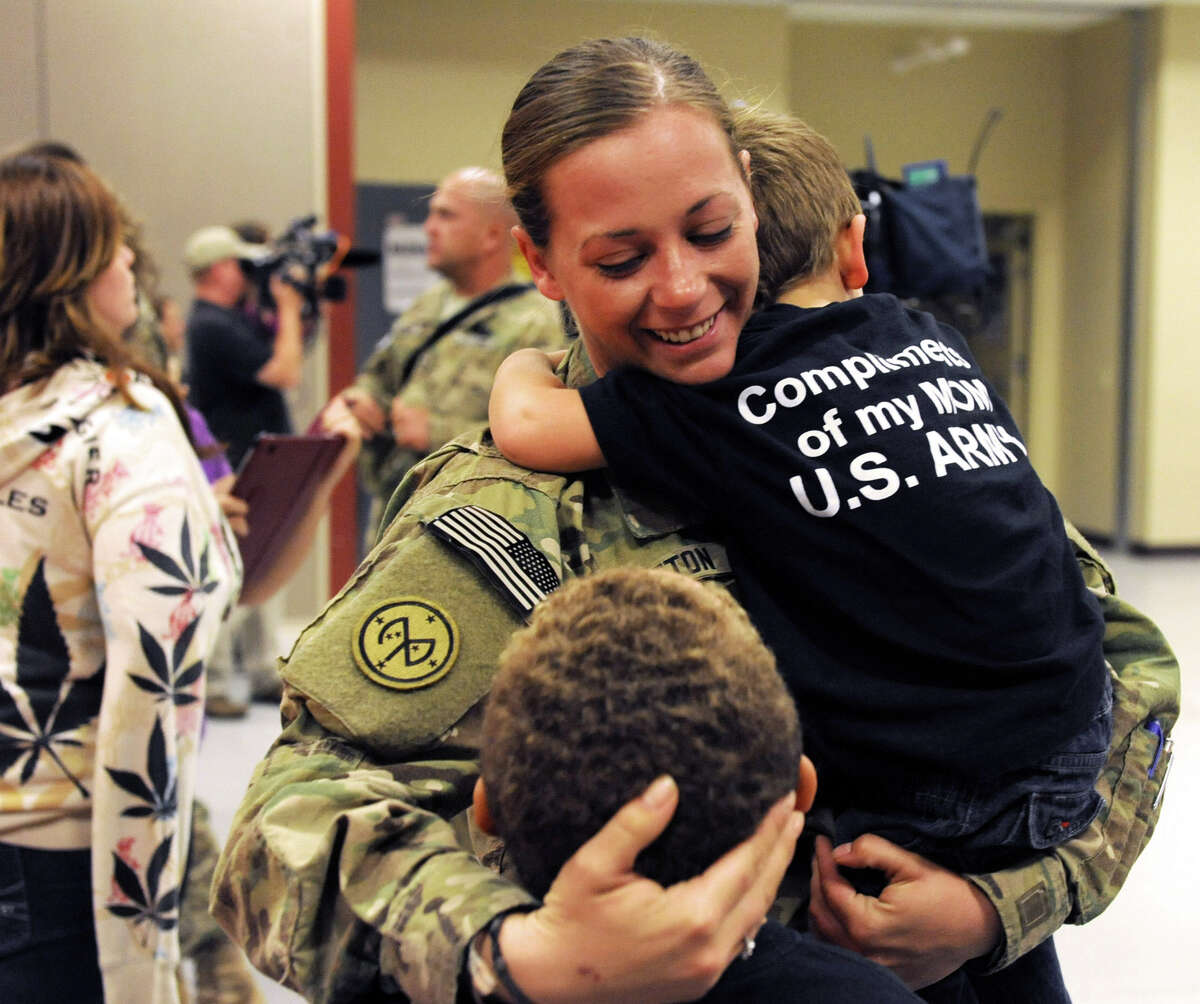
[353,598,459,691]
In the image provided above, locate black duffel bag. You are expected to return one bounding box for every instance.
[850,112,1000,299]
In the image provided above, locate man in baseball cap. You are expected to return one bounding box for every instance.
[183,223,300,469]
[183,224,269,272]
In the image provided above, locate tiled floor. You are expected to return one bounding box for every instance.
[195,547,1197,1003]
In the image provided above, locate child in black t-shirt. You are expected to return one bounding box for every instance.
[476,567,919,1003]
[488,109,1112,874]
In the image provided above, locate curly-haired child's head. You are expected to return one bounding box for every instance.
[479,568,802,898]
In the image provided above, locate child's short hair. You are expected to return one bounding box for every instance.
[733,107,862,304]
[481,568,801,898]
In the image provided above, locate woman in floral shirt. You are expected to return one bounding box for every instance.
[0,153,240,1000]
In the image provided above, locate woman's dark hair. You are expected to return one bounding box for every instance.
[0,153,191,438]
[501,37,741,249]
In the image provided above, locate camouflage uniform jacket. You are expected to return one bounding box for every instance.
[213,343,1180,1003]
[354,278,567,506]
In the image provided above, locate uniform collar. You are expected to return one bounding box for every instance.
[561,341,692,540]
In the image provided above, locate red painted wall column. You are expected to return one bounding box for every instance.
[325,0,357,593]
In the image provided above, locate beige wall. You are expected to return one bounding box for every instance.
[1,0,325,382]
[1059,17,1134,536]
[1,0,334,613]
[356,0,792,182]
[1132,5,1200,546]
[0,0,40,151]
[36,1,323,310]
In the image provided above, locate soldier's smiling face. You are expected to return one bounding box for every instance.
[515,104,759,386]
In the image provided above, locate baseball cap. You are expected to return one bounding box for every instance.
[183,225,269,271]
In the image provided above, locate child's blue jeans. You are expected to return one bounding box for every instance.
[835,672,1114,875]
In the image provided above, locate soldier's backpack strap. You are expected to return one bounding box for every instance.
[398,282,533,387]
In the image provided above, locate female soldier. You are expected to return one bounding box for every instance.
[0,154,240,1000]
[213,37,1177,1004]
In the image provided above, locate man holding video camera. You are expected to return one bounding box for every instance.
[183,224,304,469]
[340,167,567,532]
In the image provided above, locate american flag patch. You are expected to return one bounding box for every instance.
[428,505,561,615]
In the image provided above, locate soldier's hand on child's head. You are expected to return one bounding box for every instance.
[495,777,803,1003]
[808,834,1002,990]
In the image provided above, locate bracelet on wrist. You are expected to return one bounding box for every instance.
[478,904,540,1004]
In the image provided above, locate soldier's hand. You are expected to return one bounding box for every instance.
[339,388,387,437]
[808,834,1001,989]
[319,395,363,444]
[496,777,803,1003]
[390,400,431,451]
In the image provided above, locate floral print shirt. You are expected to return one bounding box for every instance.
[0,360,240,1001]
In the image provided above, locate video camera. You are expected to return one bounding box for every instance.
[244,214,349,320]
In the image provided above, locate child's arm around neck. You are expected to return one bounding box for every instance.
[489,348,606,473]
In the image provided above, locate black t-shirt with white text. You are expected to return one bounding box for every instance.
[580,295,1106,799]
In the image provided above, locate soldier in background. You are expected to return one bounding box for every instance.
[339,166,566,533]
